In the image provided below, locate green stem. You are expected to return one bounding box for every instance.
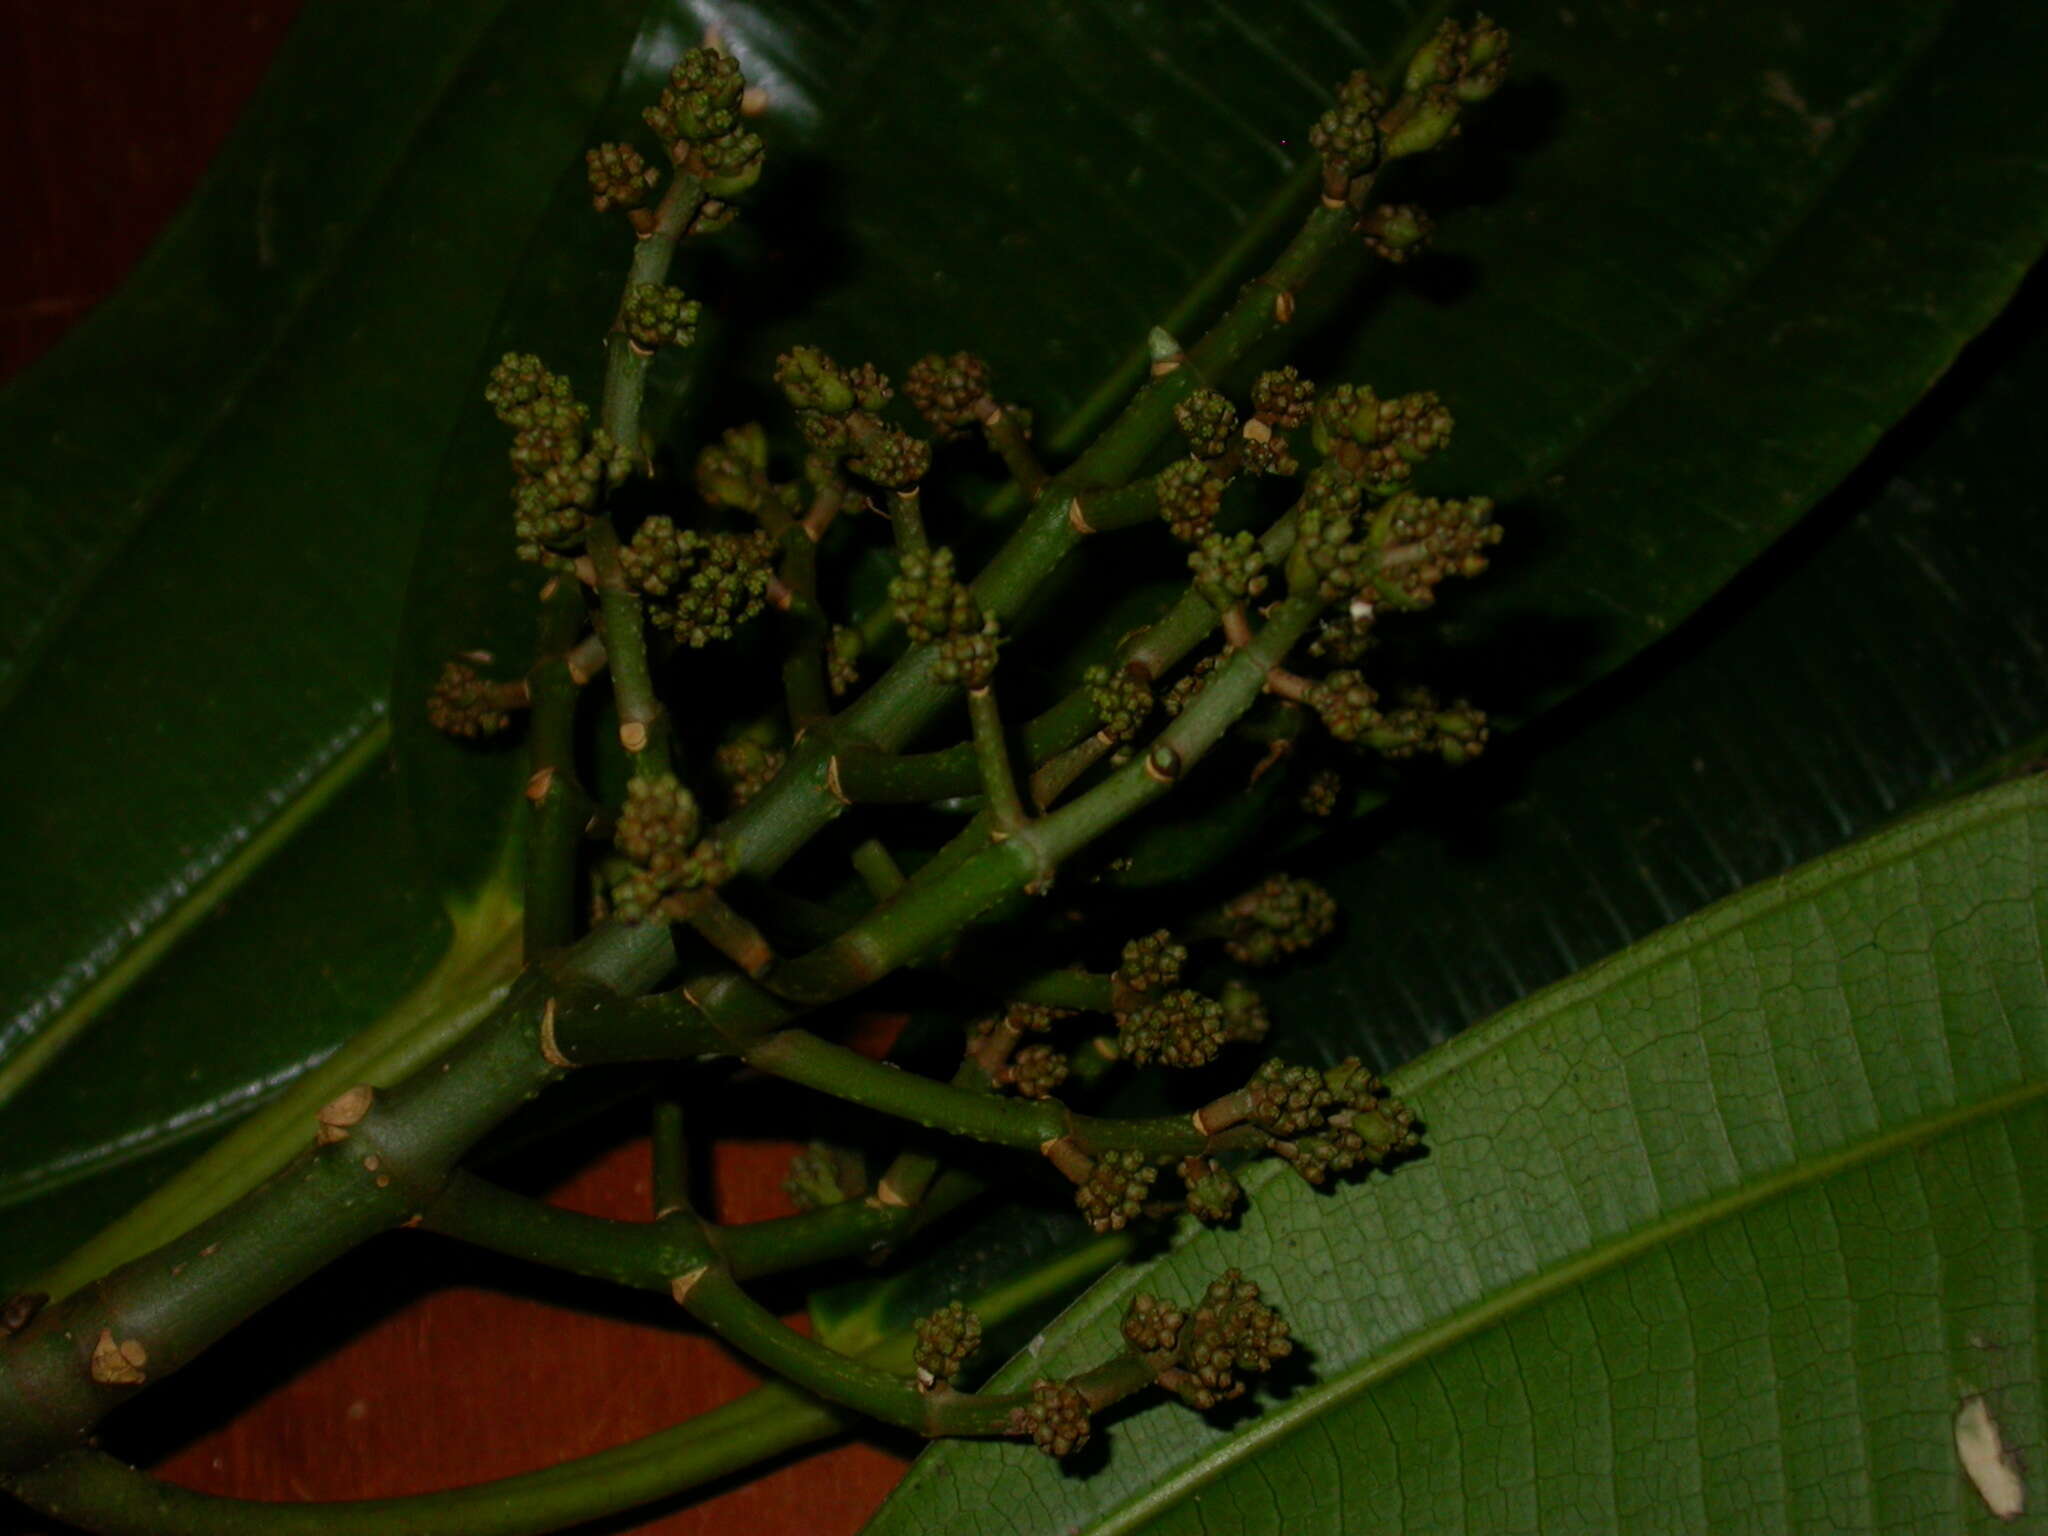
[1029,731,1116,810]
[850,838,906,900]
[651,1099,689,1218]
[1070,475,1160,534]
[1,1389,840,1536]
[763,590,1326,1007]
[777,527,831,730]
[677,890,776,978]
[977,402,1047,497]
[585,517,671,775]
[600,174,706,459]
[2,1221,1140,1536]
[966,686,1028,836]
[523,580,590,957]
[416,1168,982,1289]
[1012,969,1115,1014]
[743,1029,1261,1161]
[889,486,928,557]
[676,1263,1026,1437]
[0,924,675,1478]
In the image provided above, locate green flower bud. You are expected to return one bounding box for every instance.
[1360,203,1434,263]
[1014,1379,1092,1459]
[611,775,728,919]
[1173,388,1237,459]
[1118,989,1227,1069]
[1074,1149,1159,1233]
[848,426,930,490]
[622,283,702,351]
[783,1143,865,1210]
[1001,1044,1069,1100]
[1242,1058,1336,1137]
[1084,664,1153,743]
[913,1300,983,1385]
[1121,1292,1186,1355]
[889,547,978,644]
[1116,929,1186,994]
[585,142,659,213]
[774,346,856,414]
[1189,530,1269,612]
[1299,768,1343,817]
[1154,457,1228,544]
[1305,669,1380,743]
[904,352,992,439]
[426,660,517,739]
[1220,874,1337,967]
[1178,1157,1244,1224]
[644,47,745,146]
[1163,1270,1292,1410]
[694,423,773,515]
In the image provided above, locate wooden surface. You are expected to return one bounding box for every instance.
[0,4,912,1531]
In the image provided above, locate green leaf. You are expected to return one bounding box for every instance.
[871,776,2048,1534]
[0,0,652,1101]
[1260,273,2048,1072]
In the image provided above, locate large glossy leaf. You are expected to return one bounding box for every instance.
[0,764,457,1291]
[871,775,2048,1535]
[0,0,652,1102]
[1259,270,2048,1071]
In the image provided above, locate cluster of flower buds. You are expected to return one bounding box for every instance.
[714,733,787,810]
[889,546,1000,687]
[1137,1270,1294,1411]
[1218,874,1338,968]
[1195,1057,1422,1188]
[694,423,791,523]
[484,353,627,567]
[1311,383,1455,495]
[1174,389,1238,460]
[1013,1379,1093,1458]
[1084,664,1154,744]
[621,283,701,353]
[1153,457,1231,544]
[642,47,765,206]
[996,1271,1294,1461]
[912,1300,983,1387]
[1311,16,1510,210]
[584,141,658,218]
[426,658,525,739]
[1117,989,1227,1069]
[1115,930,1188,995]
[620,516,777,647]
[774,347,930,493]
[1073,1149,1160,1232]
[1189,529,1270,614]
[610,775,729,919]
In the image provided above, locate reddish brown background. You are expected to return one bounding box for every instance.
[0,4,911,1531]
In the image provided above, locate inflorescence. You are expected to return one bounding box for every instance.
[426,19,1513,1468]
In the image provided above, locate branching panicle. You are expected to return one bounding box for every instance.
[0,27,1525,1520]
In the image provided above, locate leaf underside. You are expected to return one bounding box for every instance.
[871,776,2048,1535]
